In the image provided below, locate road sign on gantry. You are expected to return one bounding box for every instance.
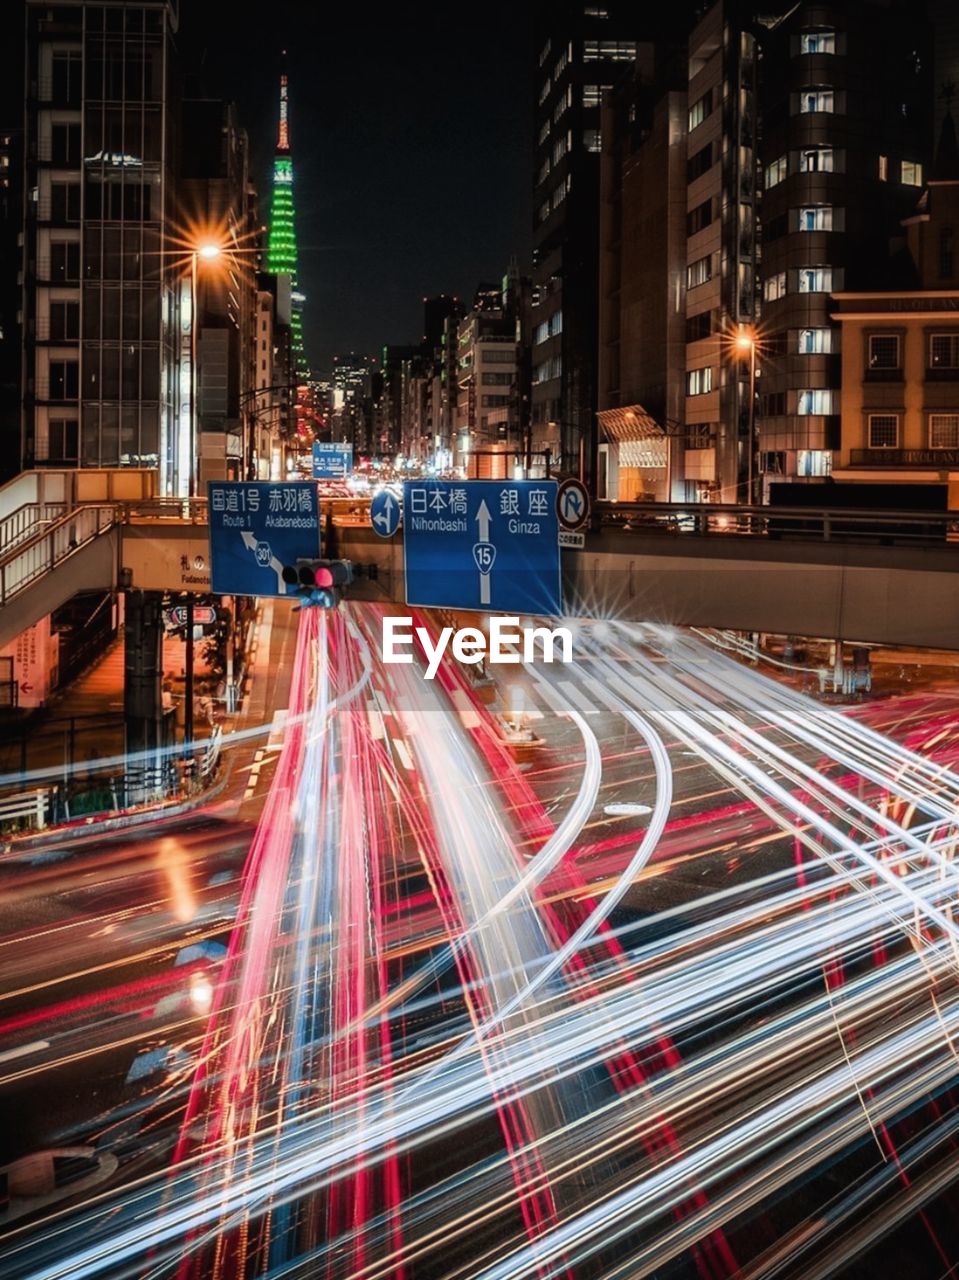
[208,481,320,597]
[312,441,353,480]
[402,479,562,616]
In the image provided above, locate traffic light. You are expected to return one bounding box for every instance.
[280,558,353,609]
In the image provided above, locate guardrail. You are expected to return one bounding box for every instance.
[0,504,118,607]
[0,732,225,837]
[0,502,69,555]
[590,501,959,545]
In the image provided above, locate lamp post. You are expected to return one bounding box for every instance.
[185,242,222,498]
[734,324,758,506]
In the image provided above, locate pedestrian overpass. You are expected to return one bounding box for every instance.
[2,471,958,653]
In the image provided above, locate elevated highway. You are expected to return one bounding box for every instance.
[2,473,958,651]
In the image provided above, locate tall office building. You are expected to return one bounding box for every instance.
[757,1,933,489]
[21,0,180,482]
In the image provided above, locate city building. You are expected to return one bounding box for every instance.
[833,113,959,503]
[453,279,524,476]
[597,54,688,501]
[0,124,21,483]
[20,0,181,485]
[756,0,933,492]
[331,351,374,453]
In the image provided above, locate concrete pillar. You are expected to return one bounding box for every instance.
[124,590,164,795]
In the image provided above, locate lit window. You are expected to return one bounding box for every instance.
[868,414,899,448]
[798,266,833,292]
[538,120,550,145]
[688,90,712,132]
[539,39,551,68]
[552,134,568,166]
[797,389,836,415]
[686,367,714,396]
[537,157,551,184]
[765,155,787,188]
[800,29,836,54]
[582,84,610,107]
[554,50,569,80]
[929,333,959,368]
[764,272,787,301]
[583,39,637,62]
[798,328,833,353]
[799,205,833,231]
[867,333,900,369]
[800,88,834,113]
[538,78,550,106]
[583,129,601,152]
[584,6,610,15]
[878,154,889,181]
[800,147,834,172]
[930,414,959,447]
[687,256,712,289]
[901,160,923,186]
[553,87,572,124]
[797,450,833,476]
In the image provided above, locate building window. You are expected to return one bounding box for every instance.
[553,88,572,124]
[868,414,899,448]
[539,39,551,67]
[51,182,81,223]
[537,157,551,185]
[800,147,834,173]
[51,51,83,106]
[48,360,79,400]
[760,451,787,475]
[584,40,637,62]
[687,144,713,181]
[764,272,787,302]
[582,84,610,107]
[797,450,833,476]
[901,160,923,186]
[50,241,80,282]
[801,29,836,54]
[686,311,712,342]
[538,78,550,106]
[687,199,713,238]
[764,391,787,416]
[800,88,834,113]
[799,205,833,231]
[686,367,714,396]
[49,300,80,341]
[47,418,79,461]
[688,90,712,132]
[553,50,569,80]
[538,120,550,145]
[867,333,901,370]
[797,389,836,415]
[687,255,712,289]
[798,327,833,353]
[798,266,833,293]
[552,134,569,165]
[940,228,955,279]
[930,414,959,448]
[929,334,959,369]
[765,154,787,188]
[533,355,562,384]
[583,129,601,153]
[878,154,889,181]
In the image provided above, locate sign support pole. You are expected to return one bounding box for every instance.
[184,594,195,752]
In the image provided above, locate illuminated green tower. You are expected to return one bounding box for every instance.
[267,70,309,379]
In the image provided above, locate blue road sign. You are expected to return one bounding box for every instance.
[208,481,320,597]
[402,480,562,616]
[312,441,353,480]
[370,488,402,538]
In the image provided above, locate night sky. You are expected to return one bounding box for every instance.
[179,3,534,378]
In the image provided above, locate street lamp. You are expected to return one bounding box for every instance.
[181,241,222,499]
[734,324,759,505]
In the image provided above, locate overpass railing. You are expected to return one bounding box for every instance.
[0,502,69,554]
[591,501,959,546]
[0,504,118,607]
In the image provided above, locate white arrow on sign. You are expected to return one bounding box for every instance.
[241,530,287,594]
[373,493,395,533]
[473,499,496,606]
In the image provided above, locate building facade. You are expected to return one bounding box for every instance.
[21,0,181,485]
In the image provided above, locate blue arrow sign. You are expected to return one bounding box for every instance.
[208,481,320,597]
[370,488,401,538]
[312,441,353,480]
[402,480,562,616]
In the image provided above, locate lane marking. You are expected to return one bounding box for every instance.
[0,1040,50,1064]
[367,703,386,741]
[557,680,600,716]
[392,738,414,771]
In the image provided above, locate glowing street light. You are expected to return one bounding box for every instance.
[733,323,759,505]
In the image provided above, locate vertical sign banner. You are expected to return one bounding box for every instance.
[402,479,562,616]
[208,481,320,597]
